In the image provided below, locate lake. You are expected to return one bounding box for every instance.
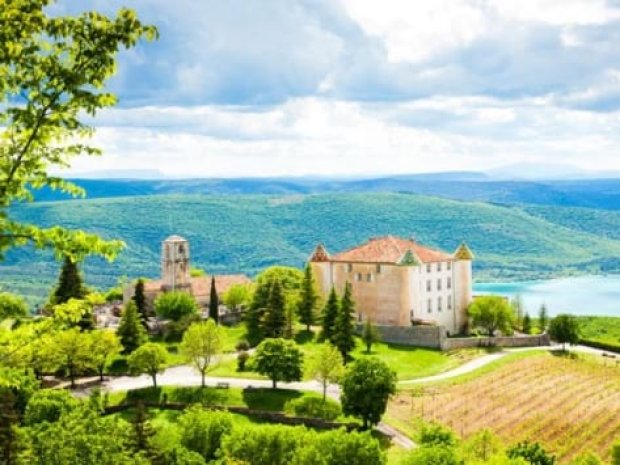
[473,275,620,317]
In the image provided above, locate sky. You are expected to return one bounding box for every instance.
[52,0,620,178]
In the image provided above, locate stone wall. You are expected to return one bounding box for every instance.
[442,333,551,350]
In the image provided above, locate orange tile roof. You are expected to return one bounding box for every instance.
[330,236,452,264]
[144,274,251,296]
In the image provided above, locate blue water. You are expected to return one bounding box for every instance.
[474,275,620,317]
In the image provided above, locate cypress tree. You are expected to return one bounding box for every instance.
[245,279,270,346]
[52,256,85,305]
[131,401,157,458]
[321,287,339,343]
[539,304,548,332]
[133,279,148,328]
[117,300,147,354]
[522,313,532,334]
[333,282,356,362]
[209,276,219,324]
[297,264,318,332]
[262,278,286,338]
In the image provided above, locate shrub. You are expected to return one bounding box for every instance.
[235,340,250,352]
[401,446,459,465]
[237,351,250,371]
[507,441,556,465]
[164,314,202,342]
[24,390,78,425]
[178,406,234,462]
[415,421,459,448]
[284,396,341,421]
[155,291,199,322]
[292,429,385,465]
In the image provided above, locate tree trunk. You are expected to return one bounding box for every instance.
[272,378,277,389]
[152,373,157,388]
[201,371,205,388]
[323,381,327,402]
[69,362,75,388]
[99,366,104,382]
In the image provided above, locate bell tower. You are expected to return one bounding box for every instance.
[161,235,191,291]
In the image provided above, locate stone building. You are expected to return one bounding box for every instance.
[309,236,473,334]
[123,235,251,313]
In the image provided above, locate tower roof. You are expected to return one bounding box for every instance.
[309,243,330,262]
[454,242,474,260]
[330,236,452,264]
[164,234,187,243]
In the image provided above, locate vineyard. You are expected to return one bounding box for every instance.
[388,353,620,463]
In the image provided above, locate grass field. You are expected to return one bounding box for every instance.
[386,352,620,463]
[578,316,620,351]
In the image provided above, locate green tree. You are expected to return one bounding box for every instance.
[178,406,234,462]
[245,279,269,346]
[400,446,459,465]
[461,429,504,462]
[611,441,620,465]
[155,291,198,322]
[362,318,380,353]
[415,422,459,448]
[293,429,386,465]
[54,328,93,388]
[320,287,339,342]
[133,279,148,328]
[511,294,524,328]
[333,282,356,361]
[467,296,515,337]
[253,338,303,389]
[340,358,396,429]
[522,313,532,334]
[308,343,344,401]
[130,401,157,460]
[0,389,22,465]
[0,292,27,320]
[127,342,168,388]
[51,257,86,305]
[89,330,122,381]
[549,314,581,351]
[254,266,304,294]
[0,1,155,263]
[117,300,147,354]
[51,298,91,328]
[221,423,305,465]
[208,276,219,324]
[297,264,318,331]
[507,441,556,465]
[179,320,223,387]
[539,304,549,332]
[222,283,252,312]
[571,452,603,465]
[24,389,78,425]
[262,278,286,338]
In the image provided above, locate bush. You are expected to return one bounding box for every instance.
[164,314,202,342]
[178,406,234,462]
[401,446,459,465]
[507,441,556,465]
[237,351,250,371]
[236,340,250,352]
[24,390,78,425]
[155,291,199,322]
[221,424,306,465]
[415,421,459,448]
[284,396,341,421]
[292,429,386,465]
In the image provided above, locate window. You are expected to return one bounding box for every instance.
[426,264,431,273]
[376,264,382,273]
[437,279,442,291]
[358,313,362,322]
[447,277,452,289]
[437,262,442,272]
[356,273,362,282]
[426,280,431,291]
[366,273,373,282]
[427,299,432,313]
[447,261,452,271]
[447,296,452,310]
[438,297,442,312]
[347,263,353,272]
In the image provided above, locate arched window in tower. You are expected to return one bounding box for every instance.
[179,244,185,254]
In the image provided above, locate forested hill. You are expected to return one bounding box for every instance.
[35,177,620,210]
[4,193,620,304]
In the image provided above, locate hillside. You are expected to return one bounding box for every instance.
[3,193,620,304]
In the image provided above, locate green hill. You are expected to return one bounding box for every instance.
[3,193,620,304]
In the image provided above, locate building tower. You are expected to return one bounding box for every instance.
[453,242,474,333]
[161,235,191,291]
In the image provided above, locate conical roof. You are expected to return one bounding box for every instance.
[454,242,474,260]
[309,243,330,262]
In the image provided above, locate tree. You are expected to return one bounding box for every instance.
[539,304,549,332]
[340,358,396,429]
[89,330,122,381]
[320,287,339,342]
[245,279,269,346]
[117,300,147,354]
[133,279,148,328]
[262,278,286,338]
[54,328,94,388]
[571,452,603,465]
[415,422,458,448]
[293,429,385,465]
[222,424,305,465]
[461,429,504,462]
[0,389,22,465]
[0,1,155,263]
[362,318,380,353]
[549,314,580,351]
[297,264,318,332]
[179,320,223,387]
[178,406,234,462]
[507,441,556,465]
[222,283,252,312]
[467,296,515,337]
[24,389,78,426]
[254,266,304,294]
[611,441,620,465]
[401,446,459,465]
[208,276,219,324]
[333,282,356,361]
[0,292,27,320]
[127,342,168,388]
[130,401,157,460]
[253,338,303,389]
[308,343,344,401]
[50,257,85,305]
[155,291,198,322]
[511,294,524,328]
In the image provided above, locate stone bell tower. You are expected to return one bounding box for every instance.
[161,235,191,291]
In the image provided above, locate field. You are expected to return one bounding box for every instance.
[5,192,620,304]
[386,352,620,463]
[578,316,620,351]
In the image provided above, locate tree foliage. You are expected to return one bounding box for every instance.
[53,327,93,388]
[24,389,78,426]
[539,304,549,332]
[253,338,303,389]
[333,282,356,361]
[51,256,86,305]
[507,441,556,465]
[208,276,219,324]
[320,287,339,343]
[222,283,252,312]
[0,0,156,262]
[293,429,386,465]
[297,264,318,331]
[179,320,223,387]
[178,406,234,462]
[308,343,344,401]
[340,357,396,429]
[89,330,122,381]
[262,278,286,339]
[362,318,380,353]
[549,314,581,351]
[127,342,168,388]
[133,279,148,327]
[117,300,147,354]
[467,296,515,337]
[155,291,198,322]
[0,292,27,320]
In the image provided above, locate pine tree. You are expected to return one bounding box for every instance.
[133,279,148,328]
[245,279,269,346]
[209,276,219,324]
[131,401,158,461]
[262,278,286,338]
[333,282,356,362]
[0,389,21,465]
[297,264,318,331]
[320,287,339,342]
[522,313,532,334]
[362,318,380,353]
[118,300,147,354]
[539,304,549,332]
[51,256,85,305]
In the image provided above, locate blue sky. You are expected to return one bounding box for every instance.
[55,0,620,177]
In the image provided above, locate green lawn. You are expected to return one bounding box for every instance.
[577,316,620,350]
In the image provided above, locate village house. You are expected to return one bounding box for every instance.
[309,236,474,334]
[123,235,251,314]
